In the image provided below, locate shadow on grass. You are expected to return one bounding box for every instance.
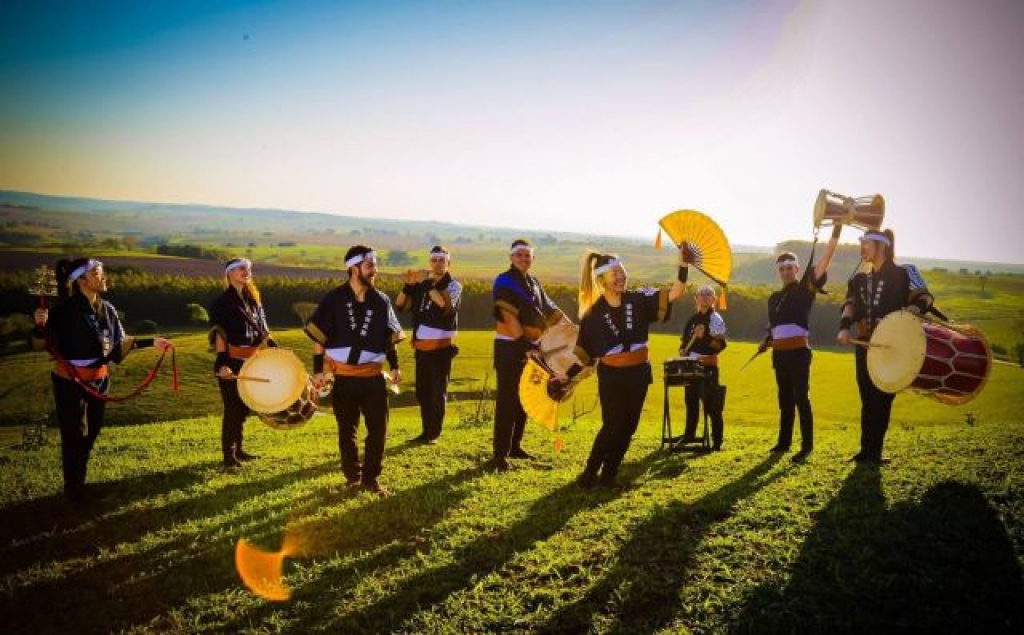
[0,434,421,571]
[274,452,667,633]
[730,465,1024,633]
[537,453,785,634]
[0,455,486,634]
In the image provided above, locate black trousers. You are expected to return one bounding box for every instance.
[332,374,389,484]
[683,366,724,445]
[493,339,529,459]
[415,347,454,440]
[856,348,895,459]
[52,373,108,499]
[218,370,252,461]
[584,367,650,482]
[773,348,813,451]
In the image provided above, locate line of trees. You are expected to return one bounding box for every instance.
[0,270,846,346]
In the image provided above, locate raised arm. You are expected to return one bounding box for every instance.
[813,224,843,282]
[668,243,692,303]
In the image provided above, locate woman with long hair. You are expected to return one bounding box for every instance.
[837,229,934,464]
[209,257,277,467]
[569,247,688,488]
[32,257,173,501]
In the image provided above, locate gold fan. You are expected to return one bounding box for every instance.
[519,358,560,431]
[656,209,732,307]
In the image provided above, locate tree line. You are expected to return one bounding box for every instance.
[0,270,848,347]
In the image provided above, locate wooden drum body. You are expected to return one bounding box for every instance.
[867,310,991,405]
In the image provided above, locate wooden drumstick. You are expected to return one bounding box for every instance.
[227,375,272,383]
[849,338,889,349]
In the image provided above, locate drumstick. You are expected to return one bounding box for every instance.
[680,332,699,356]
[739,350,764,372]
[849,338,889,349]
[227,375,272,383]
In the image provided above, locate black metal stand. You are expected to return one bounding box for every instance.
[662,373,711,452]
[21,413,49,450]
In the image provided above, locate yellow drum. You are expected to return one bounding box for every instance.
[237,348,318,430]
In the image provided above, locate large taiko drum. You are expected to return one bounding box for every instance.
[663,357,705,386]
[237,348,318,430]
[866,310,991,405]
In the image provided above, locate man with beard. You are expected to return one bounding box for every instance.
[396,245,462,444]
[306,245,404,495]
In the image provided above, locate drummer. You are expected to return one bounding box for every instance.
[837,229,934,464]
[395,246,462,445]
[306,245,404,495]
[209,257,277,468]
[491,238,569,471]
[760,224,842,462]
[678,252,728,450]
[567,248,688,488]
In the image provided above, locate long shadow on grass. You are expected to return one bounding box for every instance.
[282,454,667,633]
[730,466,1024,633]
[0,435,421,574]
[539,453,785,634]
[0,459,340,580]
[0,461,487,634]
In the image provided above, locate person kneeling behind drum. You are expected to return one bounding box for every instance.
[679,283,727,451]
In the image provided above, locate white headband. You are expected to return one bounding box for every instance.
[224,258,252,274]
[594,258,623,276]
[345,250,377,268]
[429,249,450,260]
[776,255,799,267]
[69,259,102,283]
[860,232,892,246]
[510,245,534,256]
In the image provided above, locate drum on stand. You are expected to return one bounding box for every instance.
[237,348,319,430]
[663,357,705,386]
[661,357,713,452]
[867,310,991,405]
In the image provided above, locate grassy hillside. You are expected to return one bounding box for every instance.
[1,330,1022,633]
[2,330,1020,430]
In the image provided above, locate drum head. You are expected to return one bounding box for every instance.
[237,348,308,414]
[537,321,581,375]
[813,189,828,228]
[867,310,926,393]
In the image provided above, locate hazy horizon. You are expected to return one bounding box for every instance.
[2,1,1022,262]
[5,187,1024,268]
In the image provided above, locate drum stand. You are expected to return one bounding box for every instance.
[661,374,711,453]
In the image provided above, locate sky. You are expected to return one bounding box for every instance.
[1,0,1022,263]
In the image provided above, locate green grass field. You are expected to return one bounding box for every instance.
[1,331,1022,633]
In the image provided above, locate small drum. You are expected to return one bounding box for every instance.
[663,357,705,386]
[237,348,318,430]
[867,310,991,405]
[813,189,885,231]
[536,320,585,376]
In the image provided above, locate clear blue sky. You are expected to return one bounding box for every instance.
[2,0,1022,262]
